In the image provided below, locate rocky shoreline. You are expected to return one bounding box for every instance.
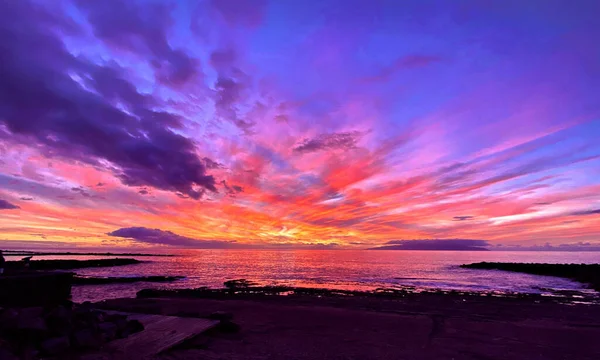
[461,262,600,291]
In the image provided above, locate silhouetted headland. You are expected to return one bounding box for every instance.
[5,258,141,270]
[461,262,600,291]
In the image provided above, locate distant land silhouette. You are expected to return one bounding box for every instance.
[369,239,490,251]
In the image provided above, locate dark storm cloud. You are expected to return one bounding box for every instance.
[0,1,216,199]
[74,0,200,86]
[108,227,239,248]
[293,131,364,153]
[0,199,19,210]
[370,239,490,251]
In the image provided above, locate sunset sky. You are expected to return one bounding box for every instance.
[1,0,599,249]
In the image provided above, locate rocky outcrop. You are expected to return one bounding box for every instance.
[0,303,144,358]
[460,262,600,291]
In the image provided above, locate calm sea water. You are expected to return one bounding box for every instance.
[38,250,598,302]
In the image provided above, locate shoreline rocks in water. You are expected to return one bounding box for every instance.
[460,262,600,291]
[135,278,596,304]
[73,275,184,285]
[0,303,144,358]
[5,258,142,271]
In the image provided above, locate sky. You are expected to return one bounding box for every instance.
[0,0,599,250]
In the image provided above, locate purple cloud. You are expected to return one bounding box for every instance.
[0,199,19,210]
[108,227,239,248]
[293,131,364,153]
[74,0,200,86]
[0,0,216,199]
[371,239,490,251]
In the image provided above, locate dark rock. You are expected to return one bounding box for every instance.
[45,305,72,335]
[98,322,117,341]
[120,320,144,337]
[20,346,40,360]
[217,321,240,333]
[224,279,257,289]
[106,315,129,337]
[174,310,202,318]
[209,311,233,321]
[16,314,47,333]
[71,329,103,349]
[0,348,18,360]
[18,307,44,319]
[0,308,19,330]
[40,336,70,355]
[126,319,144,333]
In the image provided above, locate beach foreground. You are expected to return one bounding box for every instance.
[95,293,600,360]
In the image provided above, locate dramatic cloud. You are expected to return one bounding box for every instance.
[294,132,364,153]
[0,0,215,199]
[75,0,200,86]
[370,239,490,251]
[0,199,19,210]
[108,227,239,248]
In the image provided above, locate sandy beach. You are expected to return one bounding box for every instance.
[95,292,600,360]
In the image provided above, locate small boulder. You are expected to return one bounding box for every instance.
[217,321,240,333]
[71,329,103,349]
[16,314,47,333]
[0,348,18,360]
[45,305,72,335]
[98,322,117,341]
[0,308,19,330]
[119,320,144,338]
[208,311,233,321]
[40,336,70,355]
[126,319,144,333]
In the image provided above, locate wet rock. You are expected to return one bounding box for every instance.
[209,311,233,321]
[40,336,70,355]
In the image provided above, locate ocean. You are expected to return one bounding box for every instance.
[27,249,593,302]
